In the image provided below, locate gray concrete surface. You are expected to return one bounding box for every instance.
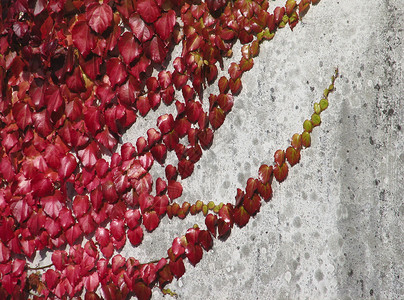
[120,0,404,299]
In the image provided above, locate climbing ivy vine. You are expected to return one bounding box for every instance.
[0,0,337,299]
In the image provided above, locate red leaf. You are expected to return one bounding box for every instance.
[169,257,185,279]
[178,159,194,179]
[13,102,32,130]
[185,243,203,266]
[66,67,86,93]
[84,272,99,292]
[128,226,143,246]
[65,224,83,245]
[167,180,182,200]
[205,213,217,237]
[118,32,142,65]
[154,10,176,40]
[95,228,110,247]
[245,178,258,198]
[129,13,154,43]
[209,107,225,130]
[110,219,125,241]
[198,128,214,149]
[198,230,213,251]
[78,142,100,169]
[96,127,117,151]
[219,204,234,225]
[84,106,101,135]
[136,0,161,23]
[31,175,53,198]
[143,211,159,232]
[165,165,177,181]
[45,85,63,113]
[0,241,10,263]
[133,281,152,300]
[273,163,288,182]
[44,269,60,290]
[171,237,185,258]
[41,194,63,218]
[257,181,272,201]
[153,195,169,215]
[58,153,77,179]
[136,95,151,116]
[157,114,174,134]
[233,206,250,228]
[274,149,285,165]
[146,36,167,64]
[286,146,301,166]
[243,194,261,216]
[71,21,97,57]
[78,214,96,235]
[217,218,231,239]
[87,3,113,34]
[106,58,127,87]
[258,164,273,184]
[150,143,167,164]
[52,250,68,271]
[139,193,154,212]
[73,195,90,218]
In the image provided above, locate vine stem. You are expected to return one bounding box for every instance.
[27,263,53,270]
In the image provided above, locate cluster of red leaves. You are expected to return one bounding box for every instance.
[0,0,325,299]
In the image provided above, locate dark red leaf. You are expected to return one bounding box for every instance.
[233,206,250,228]
[243,194,261,216]
[153,195,169,215]
[146,36,167,64]
[136,95,151,116]
[257,181,272,201]
[169,257,185,279]
[154,10,176,40]
[185,243,203,266]
[129,13,154,43]
[209,107,225,130]
[13,102,32,130]
[137,0,161,23]
[178,159,194,179]
[87,3,113,34]
[66,67,86,93]
[71,21,97,57]
[45,85,63,113]
[118,32,142,65]
[273,163,288,182]
[133,281,152,300]
[106,58,127,87]
[78,142,100,169]
[167,180,182,200]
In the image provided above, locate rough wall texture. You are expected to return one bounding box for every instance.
[119,0,403,299]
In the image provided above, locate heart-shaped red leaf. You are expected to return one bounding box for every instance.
[125,209,141,229]
[258,164,273,184]
[167,180,182,200]
[153,195,169,215]
[185,243,203,266]
[71,21,97,58]
[258,182,273,201]
[128,226,143,246]
[273,162,289,183]
[209,107,225,130]
[243,194,261,216]
[169,257,185,279]
[110,219,125,241]
[137,0,161,23]
[129,13,154,43]
[106,58,127,87]
[13,102,32,130]
[154,10,176,40]
[178,159,194,179]
[146,36,167,64]
[87,3,113,34]
[143,211,159,232]
[118,32,143,65]
[233,206,250,228]
[286,146,301,166]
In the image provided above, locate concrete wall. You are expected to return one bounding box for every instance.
[122,0,403,299]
